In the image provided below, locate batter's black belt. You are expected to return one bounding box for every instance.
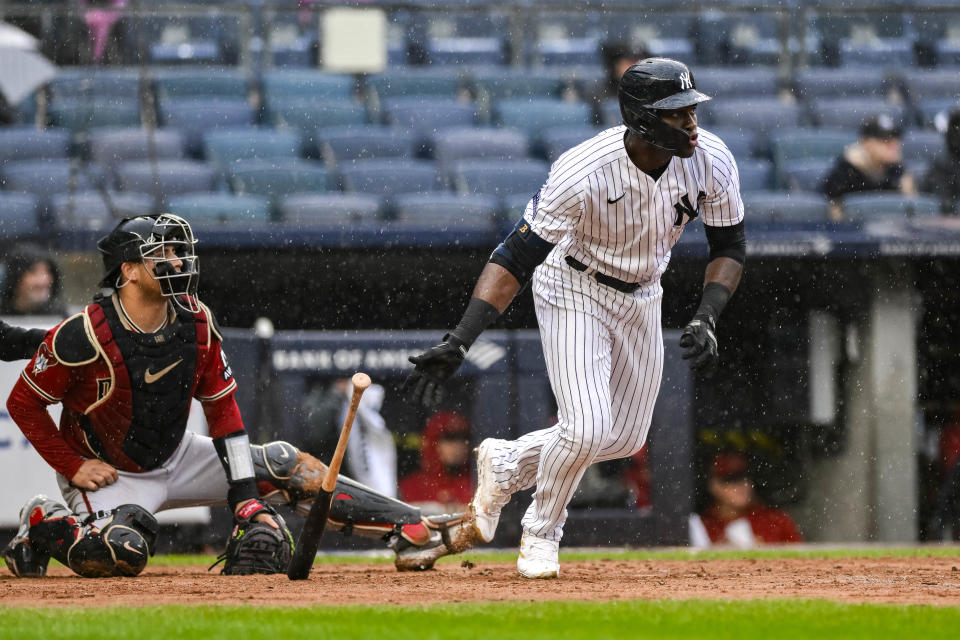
[564,255,643,294]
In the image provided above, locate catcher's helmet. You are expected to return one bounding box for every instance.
[618,58,711,154]
[97,214,200,312]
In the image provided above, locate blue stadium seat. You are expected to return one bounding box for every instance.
[203,128,302,167]
[502,192,533,218]
[698,98,803,133]
[902,69,960,103]
[597,98,622,127]
[914,98,960,129]
[769,128,857,182]
[47,68,142,103]
[382,97,477,131]
[159,99,256,156]
[451,159,549,199]
[782,158,836,193]
[693,67,780,99]
[537,38,600,67]
[166,193,271,225]
[262,70,356,101]
[153,68,249,102]
[901,130,945,165]
[50,191,155,230]
[1,159,95,198]
[736,159,775,192]
[88,127,185,173]
[278,193,382,226]
[47,100,141,131]
[317,126,417,165]
[267,99,369,132]
[695,14,781,66]
[793,68,889,101]
[227,159,330,201]
[469,67,567,101]
[428,38,506,66]
[340,159,441,204]
[741,191,831,224]
[702,127,759,161]
[810,99,906,130]
[841,193,942,221]
[542,126,606,163]
[431,127,530,169]
[0,127,71,165]
[0,193,40,238]
[840,39,915,68]
[366,68,464,101]
[393,192,499,229]
[495,99,592,141]
[115,160,217,202]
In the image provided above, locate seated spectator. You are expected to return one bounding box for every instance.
[821,114,915,221]
[920,109,960,215]
[689,452,802,548]
[586,41,649,124]
[0,243,66,317]
[399,411,472,515]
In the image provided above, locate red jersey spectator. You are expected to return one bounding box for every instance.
[690,452,802,548]
[399,411,473,514]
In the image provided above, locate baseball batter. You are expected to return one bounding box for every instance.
[403,58,746,578]
[3,214,472,578]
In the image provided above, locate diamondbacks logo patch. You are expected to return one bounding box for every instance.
[32,343,55,375]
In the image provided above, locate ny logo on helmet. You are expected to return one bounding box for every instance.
[678,72,692,90]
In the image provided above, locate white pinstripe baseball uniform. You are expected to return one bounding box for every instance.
[486,125,745,542]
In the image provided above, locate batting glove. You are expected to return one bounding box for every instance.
[679,314,718,374]
[401,334,467,408]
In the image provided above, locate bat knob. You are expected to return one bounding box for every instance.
[351,372,372,391]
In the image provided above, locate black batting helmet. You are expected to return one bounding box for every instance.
[618,58,711,154]
[97,214,200,312]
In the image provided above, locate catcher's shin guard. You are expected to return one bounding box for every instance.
[2,495,71,578]
[252,440,325,501]
[67,504,158,578]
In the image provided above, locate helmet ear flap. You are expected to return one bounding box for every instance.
[621,103,694,154]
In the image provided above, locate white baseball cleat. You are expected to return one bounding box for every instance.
[469,438,511,543]
[517,532,559,579]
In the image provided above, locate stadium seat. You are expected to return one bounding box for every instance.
[262,70,356,101]
[431,127,530,173]
[1,159,96,198]
[0,193,40,238]
[365,68,464,102]
[159,99,257,156]
[228,159,331,201]
[502,192,533,218]
[47,68,142,103]
[166,193,271,225]
[267,99,370,132]
[51,191,155,230]
[537,37,600,67]
[393,192,499,229]
[741,191,831,224]
[495,99,592,141]
[153,68,249,102]
[736,159,775,192]
[810,99,906,130]
[451,159,549,199]
[781,158,835,193]
[203,128,302,167]
[840,193,942,221]
[0,127,71,165]
[542,126,606,163]
[317,125,417,165]
[382,97,477,131]
[902,69,960,103]
[692,67,780,99]
[839,39,915,68]
[469,67,567,101]
[428,38,506,66]
[278,193,382,226]
[339,159,442,205]
[702,127,759,161]
[914,99,960,129]
[115,160,217,202]
[769,128,856,182]
[695,15,782,66]
[88,127,185,173]
[698,98,803,133]
[47,100,142,132]
[793,68,889,101]
[598,98,622,127]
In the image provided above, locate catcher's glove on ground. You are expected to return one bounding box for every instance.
[401,334,467,408]
[211,503,294,575]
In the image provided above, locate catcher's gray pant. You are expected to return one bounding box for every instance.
[57,430,234,527]
[495,260,664,542]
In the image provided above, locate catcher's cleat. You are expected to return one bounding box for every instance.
[469,438,511,543]
[393,513,475,571]
[2,495,64,578]
[517,532,559,579]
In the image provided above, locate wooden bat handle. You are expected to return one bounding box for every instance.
[320,372,371,493]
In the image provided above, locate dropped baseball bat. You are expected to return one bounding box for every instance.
[287,372,371,580]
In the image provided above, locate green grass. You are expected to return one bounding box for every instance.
[2,599,959,640]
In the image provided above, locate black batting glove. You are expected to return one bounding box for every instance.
[679,314,718,374]
[401,334,468,408]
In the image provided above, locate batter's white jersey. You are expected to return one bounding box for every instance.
[486,125,745,542]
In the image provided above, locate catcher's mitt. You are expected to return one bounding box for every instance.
[211,511,294,575]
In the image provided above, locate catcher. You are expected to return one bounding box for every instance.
[2,214,473,579]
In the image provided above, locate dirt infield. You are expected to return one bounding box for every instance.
[2,556,960,608]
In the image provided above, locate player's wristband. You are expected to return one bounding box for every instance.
[695,282,731,326]
[449,297,501,349]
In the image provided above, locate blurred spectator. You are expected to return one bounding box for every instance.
[689,452,802,548]
[84,0,127,64]
[586,41,649,124]
[929,405,960,540]
[399,410,472,515]
[920,109,960,215]
[302,378,397,497]
[622,446,652,510]
[0,243,65,317]
[821,114,915,221]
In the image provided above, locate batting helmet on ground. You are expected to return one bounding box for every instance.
[618,58,712,154]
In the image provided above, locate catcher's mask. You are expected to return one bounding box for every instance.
[97,214,200,313]
[618,57,711,154]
